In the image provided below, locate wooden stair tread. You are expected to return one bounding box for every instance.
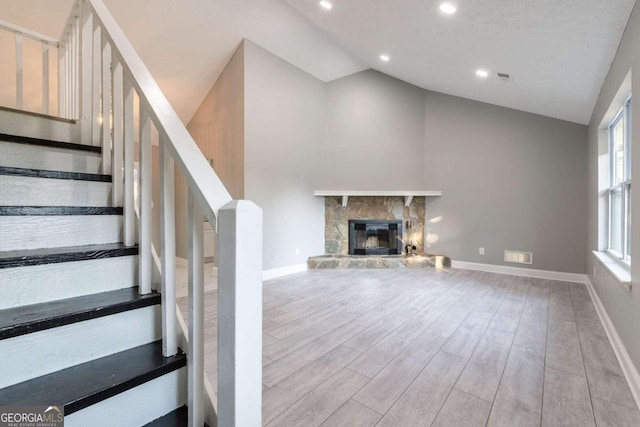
[0,206,123,216]
[0,340,185,415]
[0,166,110,182]
[144,406,209,427]
[144,406,189,426]
[0,287,159,340]
[0,133,101,153]
[0,243,138,268]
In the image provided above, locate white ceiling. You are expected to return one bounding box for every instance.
[285,0,636,124]
[0,0,636,125]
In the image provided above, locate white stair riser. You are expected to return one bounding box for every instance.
[0,110,81,143]
[0,305,161,388]
[65,367,187,427]
[0,141,102,174]
[0,175,112,207]
[0,216,122,251]
[0,256,138,310]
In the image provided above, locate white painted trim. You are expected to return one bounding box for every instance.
[0,18,59,44]
[263,263,308,281]
[585,278,640,410]
[592,250,632,290]
[451,260,589,284]
[314,190,442,197]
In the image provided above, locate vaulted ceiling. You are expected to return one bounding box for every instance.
[1,0,636,124]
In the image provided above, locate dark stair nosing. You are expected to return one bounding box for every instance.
[0,206,123,216]
[0,243,138,269]
[144,406,188,427]
[144,406,210,427]
[0,287,160,340]
[0,340,186,416]
[0,166,111,182]
[0,133,101,153]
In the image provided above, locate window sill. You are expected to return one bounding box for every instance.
[593,251,632,290]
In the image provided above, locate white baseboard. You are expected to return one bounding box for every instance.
[585,278,640,411]
[263,263,307,281]
[451,260,589,284]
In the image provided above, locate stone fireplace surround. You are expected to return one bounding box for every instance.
[307,192,450,269]
[324,195,425,255]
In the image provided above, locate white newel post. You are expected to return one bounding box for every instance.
[217,200,263,427]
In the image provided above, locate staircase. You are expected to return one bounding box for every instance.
[0,132,189,425]
[0,0,263,425]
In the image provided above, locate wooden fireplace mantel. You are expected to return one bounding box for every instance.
[313,190,442,207]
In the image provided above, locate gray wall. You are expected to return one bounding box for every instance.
[187,37,589,278]
[424,91,588,273]
[243,40,326,270]
[322,70,425,190]
[587,3,640,376]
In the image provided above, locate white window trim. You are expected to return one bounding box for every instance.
[605,96,632,265]
[593,251,631,290]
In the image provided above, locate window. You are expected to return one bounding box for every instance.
[607,96,632,261]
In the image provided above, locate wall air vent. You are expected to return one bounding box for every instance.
[504,250,532,265]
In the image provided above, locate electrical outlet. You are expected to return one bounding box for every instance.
[479,247,485,255]
[295,247,300,256]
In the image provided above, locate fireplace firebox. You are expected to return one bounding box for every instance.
[349,219,403,255]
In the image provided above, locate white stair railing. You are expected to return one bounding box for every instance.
[59,1,263,425]
[0,19,60,115]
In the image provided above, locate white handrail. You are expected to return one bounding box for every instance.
[0,19,58,44]
[87,0,233,221]
[0,19,59,115]
[72,1,263,425]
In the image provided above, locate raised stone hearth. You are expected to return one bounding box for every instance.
[314,194,449,269]
[307,254,451,269]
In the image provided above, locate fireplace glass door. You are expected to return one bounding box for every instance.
[349,220,402,255]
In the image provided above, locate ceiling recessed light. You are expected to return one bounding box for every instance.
[439,3,457,14]
[319,1,333,10]
[476,69,489,78]
[379,54,390,62]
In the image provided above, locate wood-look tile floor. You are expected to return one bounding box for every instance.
[176,267,640,426]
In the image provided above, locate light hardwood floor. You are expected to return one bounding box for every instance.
[176,267,640,426]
